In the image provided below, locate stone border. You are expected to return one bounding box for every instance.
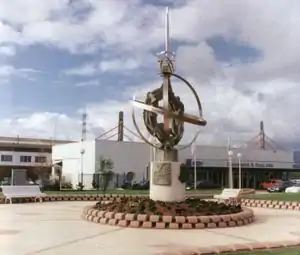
[156,240,300,254]
[82,206,255,229]
[241,198,300,210]
[0,194,104,204]
[0,194,213,204]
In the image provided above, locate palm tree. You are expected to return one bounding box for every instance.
[96,156,114,194]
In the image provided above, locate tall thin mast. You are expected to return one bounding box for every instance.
[165,7,170,57]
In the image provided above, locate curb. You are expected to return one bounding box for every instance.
[155,239,300,254]
[0,194,213,204]
[241,198,300,210]
[82,206,255,229]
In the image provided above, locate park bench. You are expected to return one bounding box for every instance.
[213,188,242,205]
[1,185,47,204]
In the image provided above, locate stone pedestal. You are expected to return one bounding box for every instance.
[149,149,185,202]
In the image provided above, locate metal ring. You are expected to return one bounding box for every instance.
[132,107,161,150]
[162,72,205,151]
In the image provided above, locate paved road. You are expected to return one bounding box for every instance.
[0,202,299,255]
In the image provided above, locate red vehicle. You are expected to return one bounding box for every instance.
[260,179,282,189]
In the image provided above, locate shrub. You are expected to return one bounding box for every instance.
[61,182,73,189]
[76,182,84,191]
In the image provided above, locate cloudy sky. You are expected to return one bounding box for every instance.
[0,0,299,149]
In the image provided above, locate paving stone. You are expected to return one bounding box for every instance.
[129,220,140,228]
[105,211,115,219]
[169,223,179,229]
[155,222,166,229]
[137,214,148,222]
[162,215,173,223]
[209,216,221,223]
[207,223,216,228]
[125,213,136,221]
[228,221,236,227]
[97,210,106,217]
[175,216,186,223]
[149,215,160,222]
[118,220,129,227]
[141,221,152,228]
[198,216,210,224]
[220,215,231,222]
[218,222,227,228]
[115,212,125,220]
[182,223,192,229]
[186,216,198,224]
[100,218,109,224]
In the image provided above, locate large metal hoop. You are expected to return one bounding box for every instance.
[132,107,161,150]
[164,72,205,151]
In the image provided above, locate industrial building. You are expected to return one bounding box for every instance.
[52,138,298,190]
[0,136,74,185]
[52,114,300,190]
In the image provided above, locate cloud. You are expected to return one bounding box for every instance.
[64,56,152,77]
[63,64,97,76]
[0,45,16,56]
[0,0,300,150]
[99,58,141,72]
[75,79,99,87]
[0,65,40,81]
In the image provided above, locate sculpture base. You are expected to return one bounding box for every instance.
[149,149,185,202]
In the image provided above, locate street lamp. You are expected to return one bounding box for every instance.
[228,150,233,188]
[191,142,197,190]
[80,148,85,185]
[237,153,242,189]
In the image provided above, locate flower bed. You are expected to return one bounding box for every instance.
[82,196,255,229]
[94,197,242,216]
[82,205,254,229]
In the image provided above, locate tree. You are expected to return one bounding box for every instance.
[126,171,135,186]
[96,156,114,194]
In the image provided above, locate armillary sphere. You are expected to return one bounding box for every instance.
[131,62,207,151]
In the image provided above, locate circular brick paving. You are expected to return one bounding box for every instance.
[82,206,255,229]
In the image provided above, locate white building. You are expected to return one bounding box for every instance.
[52,139,296,190]
[0,136,74,183]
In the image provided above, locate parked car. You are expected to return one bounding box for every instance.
[290,179,300,184]
[285,183,300,193]
[260,179,282,189]
[121,180,149,190]
[267,181,293,193]
[132,181,149,190]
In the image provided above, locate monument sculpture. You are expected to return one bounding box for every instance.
[131,7,207,202]
[85,7,254,230]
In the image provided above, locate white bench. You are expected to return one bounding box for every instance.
[213,188,242,205]
[1,185,47,204]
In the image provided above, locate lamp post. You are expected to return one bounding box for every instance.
[80,148,85,185]
[228,150,233,188]
[237,153,242,189]
[191,142,197,190]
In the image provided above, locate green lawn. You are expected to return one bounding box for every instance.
[224,246,300,255]
[43,189,222,196]
[245,192,300,202]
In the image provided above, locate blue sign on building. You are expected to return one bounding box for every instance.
[185,159,203,167]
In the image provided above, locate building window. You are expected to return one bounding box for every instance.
[1,155,13,162]
[20,156,32,163]
[35,156,47,163]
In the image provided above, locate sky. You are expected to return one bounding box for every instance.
[0,0,300,149]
